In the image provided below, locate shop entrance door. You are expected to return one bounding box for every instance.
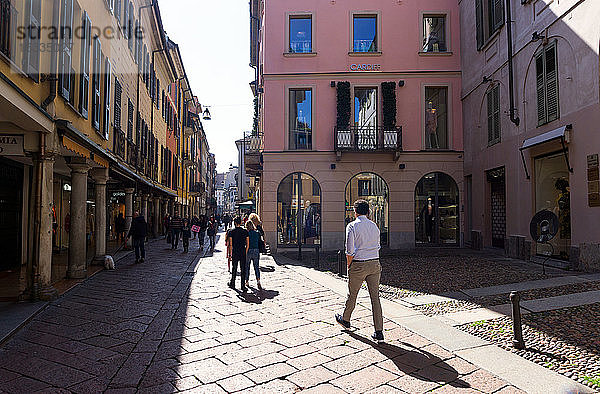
[535,153,571,260]
[488,168,506,248]
[415,172,459,245]
[0,159,23,272]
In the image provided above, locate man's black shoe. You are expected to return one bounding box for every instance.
[228,282,235,289]
[241,287,248,292]
[335,314,351,329]
[372,331,384,342]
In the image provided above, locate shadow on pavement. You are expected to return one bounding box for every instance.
[235,288,280,304]
[346,331,471,389]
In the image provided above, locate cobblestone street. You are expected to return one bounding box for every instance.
[0,232,535,393]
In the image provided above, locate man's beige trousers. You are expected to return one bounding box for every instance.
[342,259,383,331]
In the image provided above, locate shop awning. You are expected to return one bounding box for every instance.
[519,124,573,179]
[520,124,571,151]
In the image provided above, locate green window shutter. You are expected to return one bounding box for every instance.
[545,45,559,122]
[59,0,73,99]
[24,0,42,81]
[103,58,112,140]
[492,0,504,33]
[475,0,484,50]
[91,37,101,131]
[79,12,91,118]
[535,53,546,125]
[114,78,122,129]
[487,89,494,143]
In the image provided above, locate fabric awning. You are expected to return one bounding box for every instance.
[520,124,571,150]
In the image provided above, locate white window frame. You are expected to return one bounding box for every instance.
[349,11,382,55]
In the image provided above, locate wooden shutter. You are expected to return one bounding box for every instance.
[24,0,42,80]
[79,12,91,118]
[493,85,500,141]
[123,1,129,39]
[535,52,546,125]
[59,0,73,99]
[92,37,101,131]
[115,0,121,22]
[487,89,494,143]
[103,58,112,140]
[475,0,484,50]
[114,78,122,129]
[128,4,135,50]
[127,99,133,139]
[545,45,559,122]
[492,0,504,33]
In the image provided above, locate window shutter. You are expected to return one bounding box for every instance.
[59,0,73,99]
[92,37,101,131]
[128,4,134,50]
[493,85,500,141]
[115,0,121,22]
[492,0,504,32]
[24,0,42,80]
[123,1,129,39]
[535,53,546,125]
[103,58,112,140]
[127,99,133,139]
[475,0,484,50]
[114,78,122,129]
[487,89,494,143]
[134,21,140,62]
[79,12,91,118]
[545,45,559,122]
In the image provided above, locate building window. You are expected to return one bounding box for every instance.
[277,173,321,246]
[487,85,500,145]
[127,99,134,139]
[422,15,447,52]
[415,172,459,245]
[102,58,112,140]
[353,15,378,53]
[91,36,101,131]
[59,0,74,101]
[127,2,134,50]
[536,43,559,126]
[425,87,448,150]
[353,87,378,149]
[79,12,91,118]
[476,0,504,50]
[289,16,312,53]
[289,89,312,150]
[115,0,121,23]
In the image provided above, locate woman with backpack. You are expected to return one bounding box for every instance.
[244,220,262,290]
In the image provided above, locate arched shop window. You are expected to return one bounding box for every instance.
[345,172,389,246]
[415,172,459,245]
[277,173,321,246]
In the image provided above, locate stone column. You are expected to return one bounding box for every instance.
[141,194,149,221]
[153,197,160,236]
[125,188,135,247]
[162,198,169,234]
[91,168,109,263]
[67,160,91,279]
[34,153,58,300]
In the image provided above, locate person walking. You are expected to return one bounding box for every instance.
[115,213,126,244]
[198,214,208,250]
[191,216,200,239]
[182,218,191,253]
[127,211,147,264]
[226,216,249,292]
[207,216,217,252]
[170,212,183,250]
[245,221,262,290]
[335,199,384,342]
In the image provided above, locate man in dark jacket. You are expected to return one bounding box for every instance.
[170,213,183,250]
[127,211,147,263]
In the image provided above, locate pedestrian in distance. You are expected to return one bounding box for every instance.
[245,220,262,290]
[115,213,126,243]
[191,216,200,239]
[127,211,147,264]
[336,199,384,342]
[227,216,249,292]
[207,216,217,252]
[248,213,266,253]
[182,218,191,253]
[170,212,183,250]
[198,214,208,250]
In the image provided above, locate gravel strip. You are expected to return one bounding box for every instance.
[458,303,600,390]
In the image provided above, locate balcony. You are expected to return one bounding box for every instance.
[334,126,402,158]
[189,182,205,196]
[243,133,263,176]
[182,153,194,168]
[183,112,199,137]
[127,142,138,168]
[114,127,126,159]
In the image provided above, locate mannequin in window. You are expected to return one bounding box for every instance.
[555,178,571,240]
[419,197,436,242]
[425,102,439,149]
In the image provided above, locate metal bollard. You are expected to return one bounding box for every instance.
[315,246,320,269]
[510,291,526,349]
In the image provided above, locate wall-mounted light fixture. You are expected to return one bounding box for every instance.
[398,164,406,170]
[398,80,405,87]
[330,81,336,88]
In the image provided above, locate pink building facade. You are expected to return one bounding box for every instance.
[460,0,600,270]
[248,0,464,252]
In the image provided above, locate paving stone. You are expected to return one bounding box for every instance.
[287,365,338,389]
[435,357,478,376]
[179,382,227,393]
[460,370,508,393]
[299,383,347,393]
[244,362,298,384]
[280,344,319,358]
[286,352,331,370]
[217,374,255,392]
[2,376,50,393]
[388,374,441,393]
[247,352,289,368]
[331,365,398,393]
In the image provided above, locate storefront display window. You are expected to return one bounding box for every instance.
[535,153,571,260]
[277,173,321,246]
[346,173,389,245]
[415,172,459,245]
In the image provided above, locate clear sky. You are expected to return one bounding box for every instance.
[159,0,255,173]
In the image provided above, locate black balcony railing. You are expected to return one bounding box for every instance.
[127,141,138,168]
[190,182,205,194]
[114,127,126,159]
[334,126,402,152]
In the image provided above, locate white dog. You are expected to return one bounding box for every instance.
[104,255,115,270]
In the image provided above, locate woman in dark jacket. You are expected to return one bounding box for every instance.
[127,211,147,263]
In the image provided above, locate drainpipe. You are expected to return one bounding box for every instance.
[31,132,46,300]
[250,1,261,137]
[42,0,60,110]
[506,0,520,127]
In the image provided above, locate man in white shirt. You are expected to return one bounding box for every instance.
[336,199,384,341]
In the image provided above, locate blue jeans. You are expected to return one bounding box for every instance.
[172,229,181,248]
[133,238,145,260]
[245,249,260,281]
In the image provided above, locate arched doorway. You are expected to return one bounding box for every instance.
[345,173,389,245]
[277,173,321,246]
[415,172,459,245]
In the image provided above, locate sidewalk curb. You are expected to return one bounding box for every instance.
[272,254,594,394]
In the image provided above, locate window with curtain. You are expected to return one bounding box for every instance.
[289,89,312,150]
[425,87,448,150]
[289,16,312,53]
